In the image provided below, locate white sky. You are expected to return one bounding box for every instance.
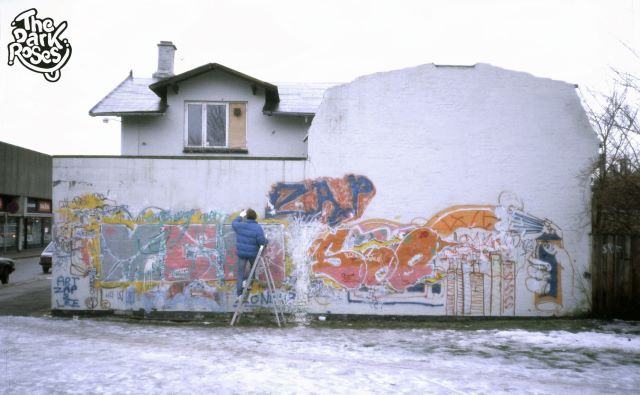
[0,0,639,155]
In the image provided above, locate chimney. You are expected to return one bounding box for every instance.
[152,41,176,79]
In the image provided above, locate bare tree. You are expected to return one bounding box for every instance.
[583,64,640,234]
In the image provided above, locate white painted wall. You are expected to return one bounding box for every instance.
[306,63,599,316]
[120,70,310,157]
[310,64,597,218]
[53,157,308,214]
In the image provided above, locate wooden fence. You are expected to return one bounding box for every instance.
[591,234,640,319]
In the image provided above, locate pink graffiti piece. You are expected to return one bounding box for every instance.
[502,261,516,312]
[223,242,238,281]
[311,226,452,290]
[261,242,285,283]
[164,225,218,281]
[362,247,397,286]
[311,229,362,288]
[388,228,452,290]
[313,250,365,289]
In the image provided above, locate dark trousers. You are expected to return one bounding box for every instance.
[235,257,254,296]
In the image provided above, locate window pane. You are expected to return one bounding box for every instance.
[187,104,202,146]
[206,105,226,146]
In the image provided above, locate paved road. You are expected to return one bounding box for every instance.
[0,257,51,316]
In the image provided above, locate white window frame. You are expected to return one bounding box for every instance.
[184,102,229,148]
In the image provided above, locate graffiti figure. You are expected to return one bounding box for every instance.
[526,230,563,308]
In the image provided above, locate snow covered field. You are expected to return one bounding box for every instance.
[1,316,638,394]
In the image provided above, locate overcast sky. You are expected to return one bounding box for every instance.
[0,0,638,156]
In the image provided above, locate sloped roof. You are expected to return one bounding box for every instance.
[264,83,339,116]
[90,64,338,117]
[89,75,164,116]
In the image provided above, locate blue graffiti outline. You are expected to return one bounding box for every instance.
[267,175,375,226]
[347,291,444,307]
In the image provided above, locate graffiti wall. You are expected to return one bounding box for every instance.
[293,64,598,316]
[52,193,288,312]
[259,171,578,316]
[52,167,588,317]
[301,191,575,316]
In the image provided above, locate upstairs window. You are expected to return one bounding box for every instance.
[184,102,247,153]
[186,102,228,147]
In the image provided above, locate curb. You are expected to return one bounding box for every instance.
[0,250,44,260]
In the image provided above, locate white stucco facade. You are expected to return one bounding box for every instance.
[302,63,599,316]
[120,70,310,157]
[53,63,598,318]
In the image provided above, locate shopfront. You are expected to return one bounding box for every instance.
[25,198,53,248]
[0,215,18,250]
[0,195,19,251]
[0,141,53,253]
[0,195,52,253]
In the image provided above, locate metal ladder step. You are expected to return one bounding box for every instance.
[230,245,285,327]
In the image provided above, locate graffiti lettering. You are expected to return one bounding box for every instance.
[54,194,290,313]
[53,276,79,307]
[310,193,570,316]
[247,290,295,306]
[266,174,375,226]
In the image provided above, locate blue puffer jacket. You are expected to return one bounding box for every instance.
[232,216,268,259]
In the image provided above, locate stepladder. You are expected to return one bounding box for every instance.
[230,245,285,327]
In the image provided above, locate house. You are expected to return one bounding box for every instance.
[89,41,334,157]
[51,42,598,318]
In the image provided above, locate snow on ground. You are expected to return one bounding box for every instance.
[1,316,639,394]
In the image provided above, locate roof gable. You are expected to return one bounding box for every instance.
[149,63,277,91]
[149,63,280,105]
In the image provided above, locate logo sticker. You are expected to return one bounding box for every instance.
[7,8,72,82]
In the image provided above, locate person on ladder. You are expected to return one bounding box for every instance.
[232,208,268,300]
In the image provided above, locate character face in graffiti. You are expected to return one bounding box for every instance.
[526,232,563,306]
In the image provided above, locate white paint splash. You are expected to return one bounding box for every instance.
[284,215,327,323]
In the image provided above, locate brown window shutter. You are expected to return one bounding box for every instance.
[228,102,247,149]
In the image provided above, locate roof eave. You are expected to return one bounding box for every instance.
[89,75,133,116]
[89,111,165,117]
[262,110,316,118]
[149,63,280,100]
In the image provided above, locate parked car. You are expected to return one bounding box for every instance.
[0,257,15,284]
[40,242,54,274]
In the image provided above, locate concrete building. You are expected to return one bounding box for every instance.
[51,42,598,317]
[0,141,52,253]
